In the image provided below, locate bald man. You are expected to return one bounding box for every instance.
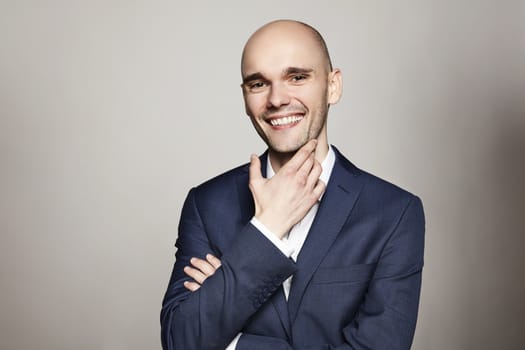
[161,20,425,350]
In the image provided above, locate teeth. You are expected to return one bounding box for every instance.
[269,116,303,126]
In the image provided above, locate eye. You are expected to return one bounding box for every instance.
[290,74,307,83]
[247,81,266,92]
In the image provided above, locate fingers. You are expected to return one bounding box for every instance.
[183,255,222,292]
[250,139,317,183]
[184,266,207,284]
[249,154,263,185]
[296,153,315,184]
[184,281,201,291]
[283,139,317,172]
[189,257,217,276]
[206,254,222,269]
[247,139,322,238]
[313,178,326,199]
[305,159,323,190]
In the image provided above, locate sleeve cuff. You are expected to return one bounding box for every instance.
[250,217,294,258]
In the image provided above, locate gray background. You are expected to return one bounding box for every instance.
[1,1,524,349]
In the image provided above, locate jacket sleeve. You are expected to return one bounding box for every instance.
[160,188,297,350]
[238,196,425,350]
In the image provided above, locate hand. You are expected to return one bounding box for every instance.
[249,139,326,239]
[183,254,222,292]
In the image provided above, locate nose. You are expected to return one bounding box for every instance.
[266,83,290,109]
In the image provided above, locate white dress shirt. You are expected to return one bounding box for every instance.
[226,146,336,349]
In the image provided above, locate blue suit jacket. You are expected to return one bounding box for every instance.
[161,146,425,349]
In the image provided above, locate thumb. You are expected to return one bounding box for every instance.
[249,154,263,184]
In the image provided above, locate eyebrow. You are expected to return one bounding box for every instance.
[242,72,265,85]
[242,67,314,85]
[284,67,314,76]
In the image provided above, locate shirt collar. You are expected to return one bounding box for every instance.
[266,145,336,187]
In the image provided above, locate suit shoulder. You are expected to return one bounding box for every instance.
[334,146,421,205]
[361,169,418,201]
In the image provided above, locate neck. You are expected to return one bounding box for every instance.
[269,140,329,173]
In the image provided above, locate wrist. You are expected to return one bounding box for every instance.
[250,217,294,257]
[255,212,290,239]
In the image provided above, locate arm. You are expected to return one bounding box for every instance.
[160,188,296,350]
[237,195,425,350]
[161,140,324,349]
[184,196,425,350]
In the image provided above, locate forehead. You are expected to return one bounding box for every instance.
[241,25,326,77]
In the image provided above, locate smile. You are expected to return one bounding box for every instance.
[268,115,304,127]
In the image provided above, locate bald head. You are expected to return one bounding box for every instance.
[239,19,343,163]
[241,20,333,77]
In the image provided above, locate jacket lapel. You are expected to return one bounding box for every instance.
[270,287,292,339]
[287,147,367,324]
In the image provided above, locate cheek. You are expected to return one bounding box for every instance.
[297,85,328,109]
[244,95,267,117]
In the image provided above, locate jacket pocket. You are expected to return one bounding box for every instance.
[311,263,377,284]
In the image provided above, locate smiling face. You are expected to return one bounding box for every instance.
[241,20,342,163]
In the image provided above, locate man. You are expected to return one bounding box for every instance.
[161,20,425,349]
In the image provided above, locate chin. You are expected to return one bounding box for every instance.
[268,141,305,155]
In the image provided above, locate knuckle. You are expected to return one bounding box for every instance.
[296,175,307,186]
[299,147,309,156]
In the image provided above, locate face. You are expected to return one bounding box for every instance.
[241,23,341,156]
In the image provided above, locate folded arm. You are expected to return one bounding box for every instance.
[160,187,297,350]
[161,141,323,349]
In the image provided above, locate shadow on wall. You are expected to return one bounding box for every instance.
[474,95,525,347]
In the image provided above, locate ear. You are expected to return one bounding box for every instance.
[327,68,342,105]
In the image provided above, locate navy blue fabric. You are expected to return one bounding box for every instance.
[161,146,425,349]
